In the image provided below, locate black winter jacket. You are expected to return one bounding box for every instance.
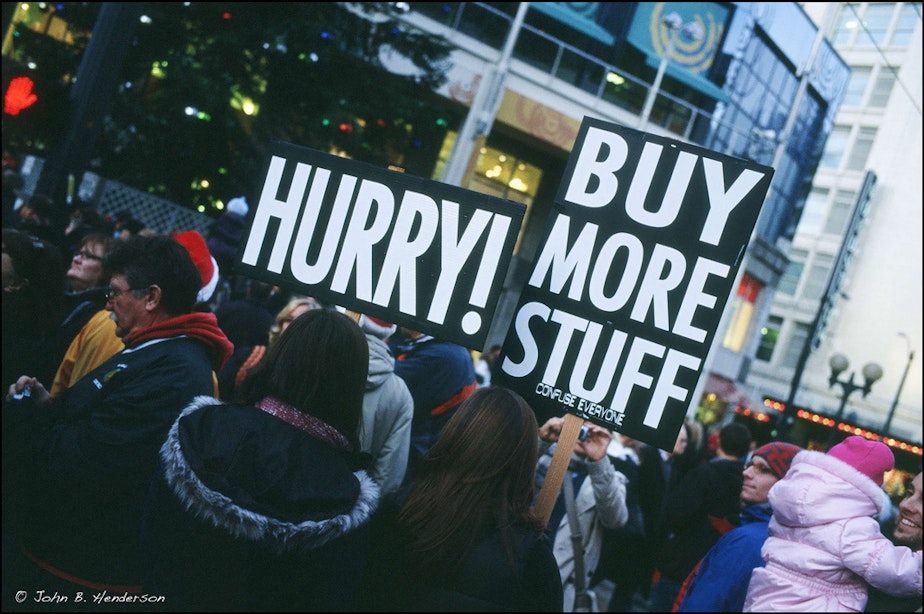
[3,335,218,588]
[140,397,380,611]
[654,456,745,583]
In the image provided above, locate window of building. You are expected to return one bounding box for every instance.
[857,3,895,47]
[466,145,543,253]
[778,248,807,295]
[781,321,810,369]
[823,189,857,235]
[469,146,542,203]
[890,3,919,46]
[868,68,896,107]
[799,187,829,235]
[846,126,877,171]
[756,315,783,362]
[722,274,762,352]
[843,66,872,106]
[832,5,860,46]
[820,125,850,168]
[802,253,834,301]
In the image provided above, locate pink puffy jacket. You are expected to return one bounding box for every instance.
[743,450,922,612]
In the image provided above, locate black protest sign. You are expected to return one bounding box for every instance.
[493,117,773,450]
[237,141,525,349]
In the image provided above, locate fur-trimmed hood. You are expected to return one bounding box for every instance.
[159,395,379,554]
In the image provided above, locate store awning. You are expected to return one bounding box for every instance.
[530,3,616,47]
[642,54,731,103]
[703,374,757,409]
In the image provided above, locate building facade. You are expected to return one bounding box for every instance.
[747,2,922,447]
[391,2,857,437]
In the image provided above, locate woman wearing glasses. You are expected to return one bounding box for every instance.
[48,232,124,397]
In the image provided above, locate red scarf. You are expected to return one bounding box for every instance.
[123,312,233,370]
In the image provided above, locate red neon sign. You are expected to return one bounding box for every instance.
[4,76,38,116]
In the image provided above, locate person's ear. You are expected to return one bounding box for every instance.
[142,284,162,311]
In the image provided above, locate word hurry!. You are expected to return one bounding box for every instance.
[238,141,525,349]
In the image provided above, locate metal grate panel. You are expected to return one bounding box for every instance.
[94,180,212,236]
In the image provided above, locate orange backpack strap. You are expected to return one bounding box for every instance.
[671,559,703,612]
[235,345,266,390]
[707,514,737,535]
[430,381,477,416]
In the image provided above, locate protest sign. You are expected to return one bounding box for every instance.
[236,140,525,349]
[494,117,773,450]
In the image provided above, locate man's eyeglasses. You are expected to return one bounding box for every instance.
[74,249,104,262]
[744,460,777,477]
[105,286,141,302]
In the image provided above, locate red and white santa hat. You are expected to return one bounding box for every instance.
[358,314,397,340]
[173,229,220,303]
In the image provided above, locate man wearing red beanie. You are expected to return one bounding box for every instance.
[676,441,802,611]
[744,436,922,612]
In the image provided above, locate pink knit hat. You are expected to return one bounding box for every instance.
[828,436,894,486]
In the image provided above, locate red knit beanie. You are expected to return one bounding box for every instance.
[752,442,801,479]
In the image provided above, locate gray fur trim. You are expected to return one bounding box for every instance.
[159,396,381,553]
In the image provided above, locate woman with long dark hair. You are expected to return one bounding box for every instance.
[362,386,563,611]
[141,308,377,611]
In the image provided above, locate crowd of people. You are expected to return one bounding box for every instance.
[1,168,921,612]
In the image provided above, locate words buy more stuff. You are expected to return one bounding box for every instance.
[496,119,771,449]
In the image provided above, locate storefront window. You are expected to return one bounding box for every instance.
[467,145,542,253]
[756,315,783,362]
[722,273,763,352]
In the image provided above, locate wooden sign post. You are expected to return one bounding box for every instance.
[532,412,584,525]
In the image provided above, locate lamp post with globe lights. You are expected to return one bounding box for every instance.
[826,353,883,448]
[883,332,915,437]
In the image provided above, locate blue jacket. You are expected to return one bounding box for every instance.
[677,503,773,612]
[391,334,476,421]
[205,211,246,274]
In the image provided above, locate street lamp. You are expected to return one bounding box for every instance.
[883,332,915,436]
[826,353,883,447]
[637,12,704,129]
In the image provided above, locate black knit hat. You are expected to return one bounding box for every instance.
[2,228,61,285]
